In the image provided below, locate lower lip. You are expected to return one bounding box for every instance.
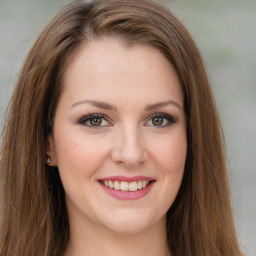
[99,182,155,200]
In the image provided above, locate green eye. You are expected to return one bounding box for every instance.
[152,117,164,126]
[145,113,176,127]
[90,117,102,126]
[79,114,111,128]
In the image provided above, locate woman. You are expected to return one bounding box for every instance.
[0,0,242,255]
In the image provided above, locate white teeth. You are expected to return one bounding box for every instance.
[102,180,150,191]
[137,180,142,189]
[114,181,120,190]
[142,180,147,188]
[120,181,129,191]
[129,181,138,191]
[109,180,114,189]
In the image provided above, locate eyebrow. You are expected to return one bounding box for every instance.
[71,99,182,111]
[71,99,118,111]
[144,100,182,111]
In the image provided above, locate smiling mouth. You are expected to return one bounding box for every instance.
[100,180,153,192]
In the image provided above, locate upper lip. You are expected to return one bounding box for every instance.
[99,176,156,182]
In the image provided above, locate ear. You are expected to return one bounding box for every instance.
[46,135,57,166]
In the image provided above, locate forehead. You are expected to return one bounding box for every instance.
[60,38,184,110]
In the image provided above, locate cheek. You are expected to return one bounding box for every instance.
[141,131,187,219]
[157,133,187,207]
[53,128,110,179]
[150,131,187,173]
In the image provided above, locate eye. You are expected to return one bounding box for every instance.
[145,113,176,127]
[78,114,111,127]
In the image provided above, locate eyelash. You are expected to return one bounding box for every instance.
[78,113,176,128]
[78,114,111,128]
[145,113,176,127]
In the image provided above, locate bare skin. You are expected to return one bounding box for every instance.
[48,38,186,256]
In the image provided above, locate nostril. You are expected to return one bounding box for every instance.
[110,130,149,167]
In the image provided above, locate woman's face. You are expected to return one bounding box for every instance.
[48,38,187,235]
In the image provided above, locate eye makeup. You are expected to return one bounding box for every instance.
[145,113,177,128]
[77,112,177,129]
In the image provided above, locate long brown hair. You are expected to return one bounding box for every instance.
[0,0,242,255]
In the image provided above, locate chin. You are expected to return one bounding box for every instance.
[101,209,159,235]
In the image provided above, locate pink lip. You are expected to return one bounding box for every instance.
[100,176,154,182]
[98,176,156,200]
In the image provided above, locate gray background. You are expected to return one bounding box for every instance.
[0,0,255,255]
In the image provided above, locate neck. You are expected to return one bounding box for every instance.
[64,217,171,256]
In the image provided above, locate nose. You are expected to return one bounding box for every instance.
[111,125,148,168]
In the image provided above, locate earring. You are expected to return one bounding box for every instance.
[47,152,51,164]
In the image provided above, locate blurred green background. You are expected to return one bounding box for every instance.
[0,0,255,255]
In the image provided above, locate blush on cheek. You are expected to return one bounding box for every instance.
[156,140,186,163]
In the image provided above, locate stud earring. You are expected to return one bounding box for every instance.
[47,152,51,164]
